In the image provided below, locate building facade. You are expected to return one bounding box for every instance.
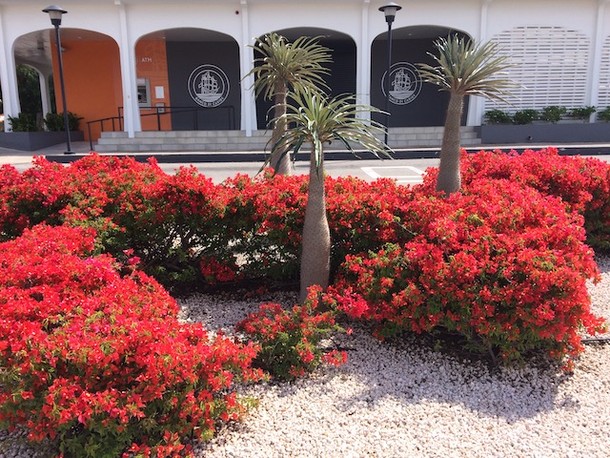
[0,0,609,142]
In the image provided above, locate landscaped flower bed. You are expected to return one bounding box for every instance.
[0,156,412,288]
[330,179,605,364]
[237,285,347,381]
[0,150,608,455]
[0,224,263,457]
[420,148,610,251]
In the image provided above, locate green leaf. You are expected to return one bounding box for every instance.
[268,87,394,174]
[418,34,516,103]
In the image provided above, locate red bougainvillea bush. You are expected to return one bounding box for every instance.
[215,171,308,282]
[330,180,606,365]
[0,224,262,457]
[0,155,164,239]
[237,286,347,381]
[0,155,182,284]
[1,151,609,289]
[326,176,413,273]
[217,173,411,283]
[0,151,608,454]
[0,157,408,288]
[421,148,610,252]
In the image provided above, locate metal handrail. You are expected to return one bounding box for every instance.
[87,105,236,150]
[87,115,122,150]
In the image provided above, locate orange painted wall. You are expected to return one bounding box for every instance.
[52,38,123,142]
[135,38,171,131]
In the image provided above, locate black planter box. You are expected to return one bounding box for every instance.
[480,123,610,144]
[0,131,84,151]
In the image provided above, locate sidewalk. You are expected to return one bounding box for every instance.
[1,140,610,167]
[0,141,93,166]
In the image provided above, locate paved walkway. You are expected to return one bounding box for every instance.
[0,141,93,166]
[1,140,610,167]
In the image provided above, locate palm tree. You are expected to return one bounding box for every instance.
[270,88,392,302]
[418,35,514,195]
[246,33,332,175]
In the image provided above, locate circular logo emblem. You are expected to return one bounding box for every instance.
[187,64,230,108]
[381,62,422,105]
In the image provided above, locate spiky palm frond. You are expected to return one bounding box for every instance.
[246,33,332,101]
[267,88,393,174]
[418,35,515,103]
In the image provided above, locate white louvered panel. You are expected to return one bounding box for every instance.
[485,26,590,113]
[598,35,610,109]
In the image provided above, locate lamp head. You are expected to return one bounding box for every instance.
[379,2,402,24]
[43,5,67,27]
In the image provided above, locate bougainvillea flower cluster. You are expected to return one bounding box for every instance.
[0,149,608,454]
[420,148,610,251]
[0,225,262,457]
[331,179,606,364]
[237,286,347,380]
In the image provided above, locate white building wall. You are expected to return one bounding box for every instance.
[116,2,138,136]
[487,0,598,34]
[386,0,481,37]
[239,0,256,134]
[126,3,242,43]
[0,0,607,131]
[481,0,605,116]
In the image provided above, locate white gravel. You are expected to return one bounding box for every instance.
[190,257,610,458]
[2,258,609,458]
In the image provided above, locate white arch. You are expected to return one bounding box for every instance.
[14,64,51,121]
[370,25,474,128]
[135,27,242,133]
[249,27,357,130]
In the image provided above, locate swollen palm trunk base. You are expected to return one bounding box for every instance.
[299,157,330,303]
[436,93,464,195]
[268,87,294,175]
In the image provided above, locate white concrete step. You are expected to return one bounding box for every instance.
[94,127,481,153]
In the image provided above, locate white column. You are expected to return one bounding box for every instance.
[467,0,493,126]
[588,0,609,121]
[37,69,51,120]
[0,7,21,131]
[240,0,255,135]
[358,0,372,119]
[116,0,140,137]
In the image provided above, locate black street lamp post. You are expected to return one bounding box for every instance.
[379,2,401,146]
[43,5,72,154]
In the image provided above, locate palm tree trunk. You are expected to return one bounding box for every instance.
[269,83,293,175]
[299,149,330,303]
[436,92,464,195]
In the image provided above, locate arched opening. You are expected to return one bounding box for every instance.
[16,65,44,117]
[371,25,471,127]
[3,64,46,131]
[13,28,122,141]
[253,28,356,130]
[137,28,240,131]
[12,30,54,126]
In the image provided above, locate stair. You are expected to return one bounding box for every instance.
[388,126,481,148]
[94,127,481,153]
[94,130,271,153]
